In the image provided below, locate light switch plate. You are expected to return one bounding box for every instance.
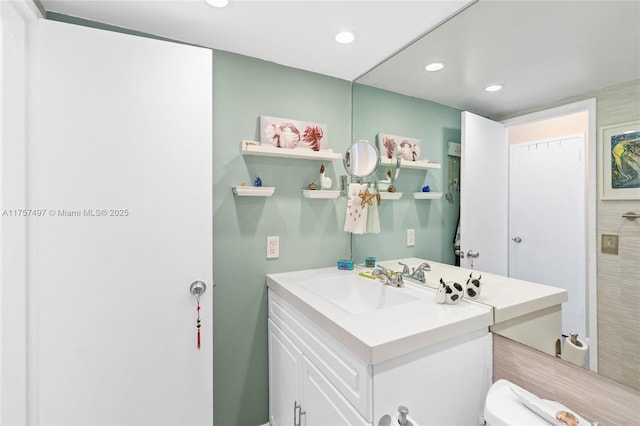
[407,229,415,246]
[601,234,618,255]
[267,235,279,258]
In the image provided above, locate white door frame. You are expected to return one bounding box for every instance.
[0,1,42,424]
[502,98,598,372]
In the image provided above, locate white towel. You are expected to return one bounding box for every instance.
[366,185,380,234]
[344,183,368,234]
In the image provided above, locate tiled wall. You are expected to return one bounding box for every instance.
[493,335,640,426]
[593,81,640,391]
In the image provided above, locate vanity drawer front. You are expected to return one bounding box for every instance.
[268,291,373,421]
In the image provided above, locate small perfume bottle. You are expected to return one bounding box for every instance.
[254,174,262,187]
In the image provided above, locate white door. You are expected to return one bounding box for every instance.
[509,136,586,337]
[30,20,213,425]
[460,112,508,274]
[268,320,303,426]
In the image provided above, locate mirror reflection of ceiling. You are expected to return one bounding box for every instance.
[356,0,640,119]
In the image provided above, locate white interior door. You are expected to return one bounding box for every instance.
[460,112,508,275]
[31,20,212,425]
[509,136,586,337]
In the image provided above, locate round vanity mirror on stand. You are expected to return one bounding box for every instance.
[343,140,380,181]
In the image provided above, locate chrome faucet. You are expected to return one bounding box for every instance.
[371,266,404,287]
[398,261,430,283]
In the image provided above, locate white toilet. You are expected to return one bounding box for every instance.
[484,379,556,425]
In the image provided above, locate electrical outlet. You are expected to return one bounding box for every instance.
[407,229,415,246]
[267,235,279,259]
[601,234,618,255]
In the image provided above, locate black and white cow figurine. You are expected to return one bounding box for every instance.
[437,278,465,304]
[465,273,482,299]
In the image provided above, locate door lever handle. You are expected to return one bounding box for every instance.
[467,250,479,259]
[512,237,522,243]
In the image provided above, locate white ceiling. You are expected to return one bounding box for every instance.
[40,0,472,82]
[40,0,640,118]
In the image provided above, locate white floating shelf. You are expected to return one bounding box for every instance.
[413,192,443,200]
[379,192,403,200]
[242,140,342,161]
[380,157,441,170]
[232,186,275,197]
[302,190,341,199]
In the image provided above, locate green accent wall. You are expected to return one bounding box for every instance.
[211,51,351,425]
[351,83,462,265]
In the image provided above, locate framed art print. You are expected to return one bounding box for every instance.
[600,121,640,200]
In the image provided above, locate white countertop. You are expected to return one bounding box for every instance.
[376,258,568,323]
[266,266,493,364]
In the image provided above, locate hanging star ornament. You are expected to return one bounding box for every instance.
[359,188,376,207]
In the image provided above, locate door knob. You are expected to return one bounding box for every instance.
[467,250,480,259]
[512,237,522,243]
[189,280,207,296]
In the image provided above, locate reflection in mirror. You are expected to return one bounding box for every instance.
[351,83,461,265]
[351,0,640,391]
[343,140,380,179]
[378,154,401,192]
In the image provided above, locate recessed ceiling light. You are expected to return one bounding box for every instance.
[204,0,229,7]
[425,62,444,72]
[485,84,504,92]
[335,31,356,44]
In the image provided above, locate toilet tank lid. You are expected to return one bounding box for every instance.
[484,379,550,425]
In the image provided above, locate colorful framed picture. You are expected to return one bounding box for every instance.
[260,115,327,151]
[377,133,421,161]
[600,121,640,200]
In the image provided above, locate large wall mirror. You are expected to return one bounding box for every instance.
[351,0,640,391]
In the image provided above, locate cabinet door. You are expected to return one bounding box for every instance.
[302,356,371,426]
[269,319,303,426]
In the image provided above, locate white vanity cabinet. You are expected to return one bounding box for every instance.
[268,294,371,426]
[301,357,371,426]
[268,287,493,426]
[268,320,303,426]
[269,321,371,426]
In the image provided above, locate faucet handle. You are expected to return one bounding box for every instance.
[371,266,387,279]
[397,406,409,426]
[376,265,388,274]
[398,262,410,276]
[416,262,431,272]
